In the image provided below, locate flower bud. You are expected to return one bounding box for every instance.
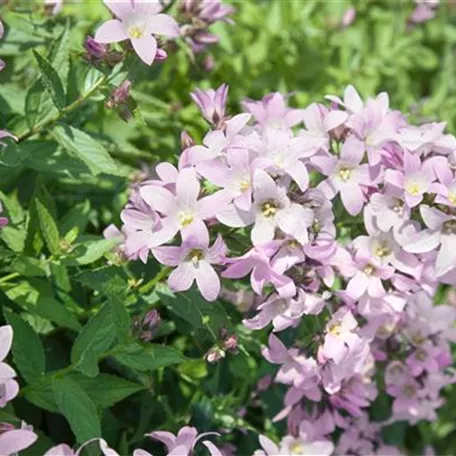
[181,130,195,149]
[155,48,168,62]
[0,422,15,434]
[110,80,132,106]
[340,7,356,28]
[223,334,238,352]
[143,309,161,328]
[84,36,107,60]
[205,347,226,363]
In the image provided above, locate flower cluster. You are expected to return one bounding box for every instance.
[44,426,222,456]
[0,325,38,455]
[111,82,456,453]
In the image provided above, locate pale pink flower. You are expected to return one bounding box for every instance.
[253,128,314,191]
[348,92,403,165]
[0,423,37,456]
[217,169,314,245]
[140,167,229,246]
[0,326,19,408]
[191,84,228,127]
[179,113,251,167]
[153,224,226,301]
[404,205,456,277]
[197,147,255,211]
[326,85,364,114]
[44,439,119,456]
[345,253,394,300]
[395,122,456,156]
[95,0,179,65]
[384,150,436,208]
[299,103,348,154]
[242,92,305,129]
[148,426,221,456]
[314,136,375,215]
[223,242,296,298]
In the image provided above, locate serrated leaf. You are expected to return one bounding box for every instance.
[33,50,65,110]
[71,302,117,377]
[69,373,144,408]
[114,343,186,372]
[68,238,119,266]
[11,256,47,277]
[159,288,232,337]
[49,21,70,86]
[35,296,81,332]
[4,310,45,383]
[52,376,101,443]
[24,381,59,413]
[74,266,129,297]
[52,124,125,177]
[109,296,131,341]
[35,192,60,254]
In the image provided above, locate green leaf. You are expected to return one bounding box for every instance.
[35,296,81,332]
[33,50,65,110]
[159,288,232,336]
[49,21,70,86]
[24,381,59,413]
[109,296,131,341]
[11,256,47,277]
[4,310,45,383]
[34,189,60,254]
[52,124,125,177]
[114,343,186,372]
[24,79,51,129]
[52,376,101,443]
[67,238,120,266]
[71,302,117,377]
[74,266,129,297]
[69,373,144,408]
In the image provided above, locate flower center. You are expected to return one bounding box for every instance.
[273,153,285,168]
[392,199,404,214]
[338,167,352,182]
[375,245,391,258]
[328,322,342,336]
[405,183,421,196]
[363,264,375,276]
[448,192,456,206]
[291,443,304,455]
[415,349,427,361]
[403,384,416,398]
[312,219,321,233]
[443,220,456,235]
[239,178,250,192]
[186,249,204,265]
[178,210,195,227]
[129,26,145,39]
[261,200,278,218]
[411,332,426,345]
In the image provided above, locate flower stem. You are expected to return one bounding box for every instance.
[17,74,108,142]
[139,267,172,294]
[0,272,20,285]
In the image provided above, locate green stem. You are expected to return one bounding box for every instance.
[17,74,108,142]
[139,267,172,294]
[0,272,20,285]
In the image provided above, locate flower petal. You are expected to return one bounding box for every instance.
[168,263,195,293]
[0,430,37,456]
[195,261,220,302]
[131,35,157,65]
[147,14,180,37]
[94,19,128,43]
